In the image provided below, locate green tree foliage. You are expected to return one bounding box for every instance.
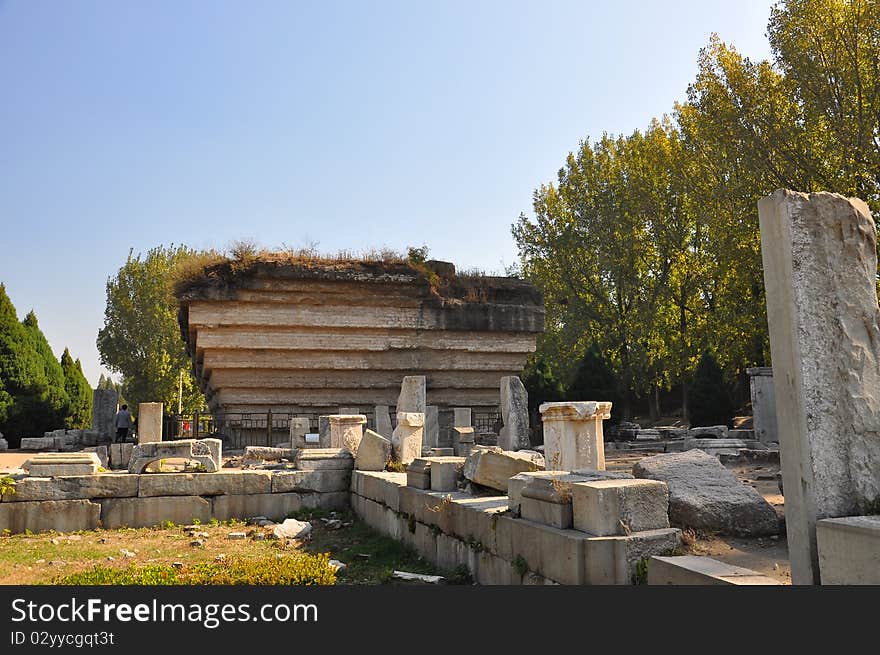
[566,344,619,418]
[513,0,880,420]
[97,245,205,415]
[0,287,86,441]
[60,348,92,429]
[687,350,733,428]
[21,311,69,431]
[521,357,563,414]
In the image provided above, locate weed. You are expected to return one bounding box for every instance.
[407,515,416,534]
[385,461,406,473]
[633,558,650,585]
[512,555,529,578]
[0,476,16,498]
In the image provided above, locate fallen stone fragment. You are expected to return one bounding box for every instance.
[463,446,544,492]
[227,532,247,540]
[392,570,444,583]
[272,518,312,540]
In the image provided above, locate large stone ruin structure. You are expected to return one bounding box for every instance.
[175,259,544,419]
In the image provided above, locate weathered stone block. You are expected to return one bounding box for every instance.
[688,426,728,438]
[374,405,393,439]
[23,452,101,476]
[0,499,100,534]
[539,401,611,471]
[453,407,472,428]
[271,469,350,493]
[138,470,273,497]
[430,456,465,492]
[571,478,669,536]
[406,459,432,489]
[91,388,118,438]
[648,555,781,585]
[817,516,880,585]
[520,496,572,530]
[391,412,424,464]
[2,474,138,502]
[294,448,354,471]
[424,405,440,449]
[211,493,317,522]
[354,429,391,471]
[463,446,543,492]
[633,450,778,536]
[396,376,426,413]
[495,515,587,585]
[759,190,880,584]
[137,402,163,442]
[19,437,58,451]
[328,414,366,454]
[109,442,134,470]
[583,528,682,584]
[289,417,311,449]
[499,376,530,451]
[82,446,109,468]
[100,496,211,529]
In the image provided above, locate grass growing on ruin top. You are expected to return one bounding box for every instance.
[171,240,511,303]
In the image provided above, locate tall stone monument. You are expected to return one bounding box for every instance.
[759,190,880,585]
[137,402,163,443]
[499,376,530,450]
[92,389,118,440]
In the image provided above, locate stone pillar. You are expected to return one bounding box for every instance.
[318,416,332,448]
[91,389,118,439]
[396,376,426,413]
[759,190,880,585]
[747,367,778,444]
[289,417,311,449]
[499,376,530,451]
[328,415,367,455]
[539,401,612,471]
[391,412,425,465]
[453,407,472,428]
[137,403,163,443]
[374,405,393,438]
[424,405,440,450]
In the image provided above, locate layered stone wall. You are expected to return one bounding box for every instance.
[176,261,544,413]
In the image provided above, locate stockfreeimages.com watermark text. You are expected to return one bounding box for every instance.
[10,597,318,630]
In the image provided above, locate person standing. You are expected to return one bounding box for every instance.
[114,404,132,443]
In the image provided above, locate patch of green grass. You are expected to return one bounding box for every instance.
[52,553,337,586]
[632,558,649,585]
[302,511,440,584]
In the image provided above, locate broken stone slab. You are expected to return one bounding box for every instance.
[242,446,287,463]
[273,518,312,540]
[539,401,612,471]
[406,458,432,489]
[289,417,311,449]
[430,448,455,457]
[354,429,392,472]
[429,456,465,492]
[79,429,104,447]
[391,412,424,465]
[294,448,354,471]
[682,438,747,451]
[392,570,443,584]
[91,388,118,439]
[499,376,530,451]
[374,405,393,439]
[728,429,755,440]
[633,450,779,536]
[571,478,670,537]
[328,414,366,454]
[688,426,728,439]
[396,376,426,414]
[462,446,544,492]
[20,437,58,451]
[507,469,634,515]
[635,429,661,441]
[128,439,221,474]
[109,442,133,470]
[2,474,138,502]
[23,452,101,476]
[648,555,781,585]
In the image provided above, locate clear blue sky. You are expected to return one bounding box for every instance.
[0,0,774,387]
